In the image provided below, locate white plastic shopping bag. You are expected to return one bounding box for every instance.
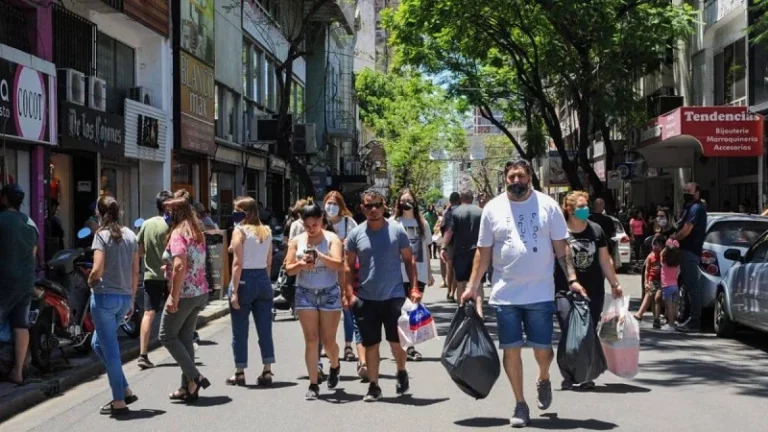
[597,294,640,379]
[397,300,439,348]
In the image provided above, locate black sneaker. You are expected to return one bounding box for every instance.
[327,365,340,389]
[305,383,320,400]
[364,382,382,402]
[652,318,661,329]
[395,370,410,395]
[137,355,154,370]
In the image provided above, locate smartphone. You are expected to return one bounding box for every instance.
[305,246,317,264]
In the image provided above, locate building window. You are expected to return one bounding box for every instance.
[97,32,135,114]
[290,79,305,122]
[243,40,264,104]
[216,85,239,141]
[692,51,705,107]
[53,4,96,75]
[751,42,768,106]
[264,58,275,111]
[715,38,746,106]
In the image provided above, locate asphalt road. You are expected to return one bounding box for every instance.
[3,268,768,431]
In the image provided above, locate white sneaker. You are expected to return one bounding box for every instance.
[661,324,675,331]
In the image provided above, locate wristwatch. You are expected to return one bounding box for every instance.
[610,280,621,289]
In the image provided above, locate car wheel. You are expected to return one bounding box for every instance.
[677,284,691,324]
[714,291,737,338]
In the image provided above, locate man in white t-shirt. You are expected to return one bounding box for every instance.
[461,160,586,428]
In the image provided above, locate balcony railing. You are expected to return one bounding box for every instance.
[53,4,97,75]
[704,0,745,29]
[329,109,356,138]
[0,2,30,53]
[726,96,747,107]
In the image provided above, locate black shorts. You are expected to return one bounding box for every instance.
[353,297,406,348]
[453,249,475,282]
[143,280,168,313]
[0,296,32,329]
[403,281,427,296]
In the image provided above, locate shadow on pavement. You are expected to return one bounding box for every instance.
[454,417,509,428]
[379,394,449,406]
[243,381,297,390]
[576,383,651,394]
[153,362,205,368]
[196,340,218,346]
[535,413,618,430]
[176,395,232,407]
[317,389,363,404]
[113,409,166,421]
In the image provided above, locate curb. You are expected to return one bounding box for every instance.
[0,304,230,423]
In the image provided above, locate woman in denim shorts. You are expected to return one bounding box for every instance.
[285,202,345,400]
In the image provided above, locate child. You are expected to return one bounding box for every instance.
[634,235,665,328]
[660,239,682,330]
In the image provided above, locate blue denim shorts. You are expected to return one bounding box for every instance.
[295,285,343,312]
[662,285,679,301]
[494,301,556,350]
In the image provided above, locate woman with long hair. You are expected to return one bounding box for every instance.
[226,197,275,386]
[391,188,433,362]
[159,195,211,402]
[323,191,365,371]
[434,210,447,287]
[285,202,345,400]
[87,196,140,415]
[288,199,309,241]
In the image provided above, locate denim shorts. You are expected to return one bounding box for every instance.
[295,284,343,312]
[494,301,556,350]
[662,285,679,301]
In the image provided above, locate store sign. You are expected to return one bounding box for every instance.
[0,57,55,144]
[59,101,125,158]
[124,98,167,162]
[658,106,763,157]
[180,0,214,66]
[179,51,215,155]
[269,156,287,171]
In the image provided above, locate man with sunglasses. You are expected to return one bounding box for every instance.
[344,189,420,402]
[461,160,586,428]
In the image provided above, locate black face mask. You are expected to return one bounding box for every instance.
[683,193,694,204]
[507,182,529,199]
[400,201,414,211]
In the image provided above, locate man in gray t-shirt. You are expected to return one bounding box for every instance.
[344,189,419,401]
[441,190,483,308]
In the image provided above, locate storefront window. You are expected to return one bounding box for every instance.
[210,168,235,228]
[100,168,117,197]
[172,162,197,199]
[0,148,18,188]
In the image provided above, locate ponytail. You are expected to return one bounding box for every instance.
[97,195,123,242]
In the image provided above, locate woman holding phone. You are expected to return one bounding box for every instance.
[285,202,345,400]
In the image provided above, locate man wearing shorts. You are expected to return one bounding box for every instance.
[462,160,586,428]
[136,191,172,369]
[0,184,38,385]
[345,189,419,402]
[441,189,482,316]
[441,192,461,301]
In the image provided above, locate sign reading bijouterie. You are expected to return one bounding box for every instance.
[656,107,764,157]
[59,101,125,158]
[0,57,55,144]
[179,50,215,155]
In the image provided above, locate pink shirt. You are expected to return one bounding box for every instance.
[661,263,679,288]
[629,218,645,236]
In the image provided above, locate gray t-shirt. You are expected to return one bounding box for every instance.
[346,221,410,301]
[91,227,138,296]
[450,204,483,252]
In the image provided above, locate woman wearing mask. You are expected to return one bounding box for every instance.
[87,196,139,415]
[391,189,433,362]
[285,202,345,400]
[159,196,211,402]
[322,191,363,366]
[226,197,275,386]
[555,191,624,390]
[654,207,675,237]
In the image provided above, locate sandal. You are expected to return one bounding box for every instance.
[633,314,643,322]
[344,346,356,362]
[99,402,129,416]
[169,388,187,400]
[183,376,210,402]
[406,347,423,362]
[225,371,246,386]
[257,371,274,386]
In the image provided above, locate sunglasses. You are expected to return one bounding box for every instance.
[505,159,532,170]
[363,203,384,210]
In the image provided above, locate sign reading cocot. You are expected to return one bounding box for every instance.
[0,57,53,143]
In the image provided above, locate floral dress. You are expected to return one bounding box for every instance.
[164,230,209,298]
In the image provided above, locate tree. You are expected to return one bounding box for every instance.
[355,68,466,199]
[749,0,768,45]
[388,0,695,208]
[466,135,516,197]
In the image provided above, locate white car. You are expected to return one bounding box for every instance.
[610,216,631,271]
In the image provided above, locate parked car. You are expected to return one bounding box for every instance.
[713,230,768,337]
[609,216,631,272]
[679,213,768,323]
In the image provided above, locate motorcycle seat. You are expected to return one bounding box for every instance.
[48,248,85,274]
[36,278,67,296]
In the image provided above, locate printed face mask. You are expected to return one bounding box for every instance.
[325,203,340,217]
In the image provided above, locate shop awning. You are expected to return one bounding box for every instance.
[635,106,764,168]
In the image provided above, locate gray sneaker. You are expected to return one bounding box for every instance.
[536,379,552,410]
[510,402,530,428]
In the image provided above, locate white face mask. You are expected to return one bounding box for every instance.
[325,203,340,217]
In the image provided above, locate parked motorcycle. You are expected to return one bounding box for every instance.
[29,227,95,372]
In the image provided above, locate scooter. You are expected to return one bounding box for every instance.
[28,227,95,372]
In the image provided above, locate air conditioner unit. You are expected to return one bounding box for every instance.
[256,118,279,141]
[292,123,317,154]
[129,87,153,106]
[57,69,85,106]
[86,76,106,111]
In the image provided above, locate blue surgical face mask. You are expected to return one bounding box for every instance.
[574,206,590,221]
[231,211,246,224]
[163,212,172,226]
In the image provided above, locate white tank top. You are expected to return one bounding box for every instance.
[237,226,271,270]
[296,231,338,289]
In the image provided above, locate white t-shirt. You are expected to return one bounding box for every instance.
[390,216,433,284]
[332,216,358,241]
[477,191,568,306]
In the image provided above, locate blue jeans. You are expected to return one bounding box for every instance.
[681,250,702,324]
[494,301,556,350]
[91,293,133,401]
[229,269,275,368]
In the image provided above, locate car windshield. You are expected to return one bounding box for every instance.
[705,220,768,247]
[613,219,625,234]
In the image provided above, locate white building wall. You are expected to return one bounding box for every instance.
[215,0,243,92]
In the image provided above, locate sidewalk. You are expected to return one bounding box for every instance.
[0,299,230,422]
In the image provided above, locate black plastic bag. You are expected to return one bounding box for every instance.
[441,302,500,399]
[555,292,607,384]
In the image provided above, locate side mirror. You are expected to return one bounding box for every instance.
[724,248,743,262]
[77,227,92,239]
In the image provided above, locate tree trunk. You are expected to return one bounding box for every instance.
[599,122,617,213]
